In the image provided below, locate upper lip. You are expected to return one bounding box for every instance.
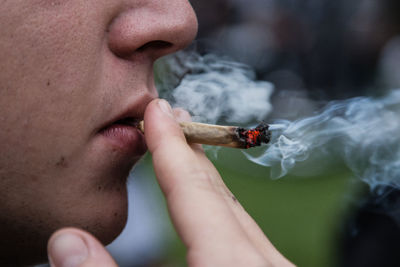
[96,93,154,133]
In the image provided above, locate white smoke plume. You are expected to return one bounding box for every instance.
[245,90,400,190]
[156,50,400,191]
[155,50,274,124]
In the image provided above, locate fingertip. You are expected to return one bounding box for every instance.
[48,228,117,267]
[173,108,192,123]
[48,228,88,267]
[144,99,187,153]
[144,99,174,121]
[145,100,206,156]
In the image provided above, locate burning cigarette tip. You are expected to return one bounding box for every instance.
[137,120,270,149]
[236,122,271,149]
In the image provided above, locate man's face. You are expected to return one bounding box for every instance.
[0,0,197,264]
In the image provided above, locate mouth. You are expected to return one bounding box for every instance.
[98,116,147,157]
[110,117,140,127]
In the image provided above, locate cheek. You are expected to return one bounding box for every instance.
[0,0,108,192]
[0,1,136,261]
[0,0,106,131]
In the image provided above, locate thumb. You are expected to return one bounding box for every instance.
[48,228,118,267]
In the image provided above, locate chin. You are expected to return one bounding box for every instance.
[70,181,130,246]
[2,184,129,266]
[75,159,135,245]
[87,187,129,246]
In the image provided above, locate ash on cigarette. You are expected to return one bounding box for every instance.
[236,122,271,148]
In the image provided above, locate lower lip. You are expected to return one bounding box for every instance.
[99,124,147,156]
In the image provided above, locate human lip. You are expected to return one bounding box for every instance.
[98,117,147,156]
[94,91,154,158]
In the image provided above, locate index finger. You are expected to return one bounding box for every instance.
[144,99,263,264]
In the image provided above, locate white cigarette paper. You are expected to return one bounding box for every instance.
[138,121,270,149]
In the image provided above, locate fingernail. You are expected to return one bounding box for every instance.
[49,233,88,267]
[158,99,174,118]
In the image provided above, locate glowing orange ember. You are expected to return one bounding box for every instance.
[236,122,270,149]
[245,130,262,148]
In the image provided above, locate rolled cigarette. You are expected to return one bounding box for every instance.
[137,121,270,149]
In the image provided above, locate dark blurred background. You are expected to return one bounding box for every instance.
[191,0,400,99]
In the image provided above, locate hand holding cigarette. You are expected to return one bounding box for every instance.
[138,120,271,149]
[142,99,294,266]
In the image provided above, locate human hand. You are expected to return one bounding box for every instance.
[143,99,294,266]
[47,99,294,267]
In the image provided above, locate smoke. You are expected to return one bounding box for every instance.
[245,91,400,190]
[155,50,274,124]
[155,50,400,191]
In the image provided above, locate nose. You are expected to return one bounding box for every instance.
[107,0,198,60]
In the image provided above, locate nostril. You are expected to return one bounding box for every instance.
[111,40,174,59]
[137,40,173,52]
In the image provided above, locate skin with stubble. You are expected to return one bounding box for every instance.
[1,1,294,266]
[0,0,196,265]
